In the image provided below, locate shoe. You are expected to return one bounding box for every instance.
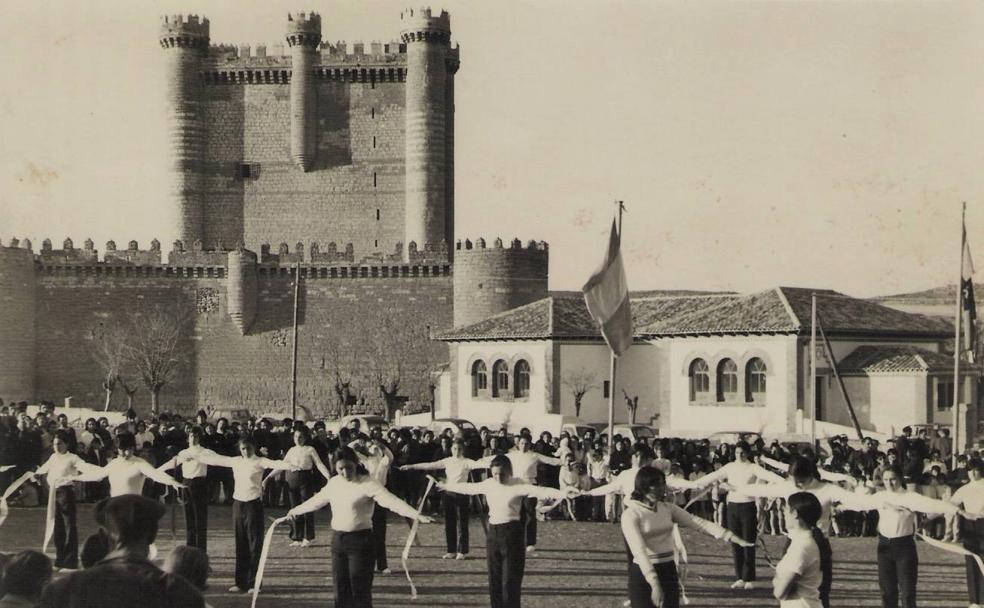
[455,553,466,560]
[228,585,245,593]
[300,539,311,548]
[288,540,301,547]
[378,567,392,574]
[743,582,756,590]
[442,552,455,559]
[246,588,254,594]
[622,601,631,608]
[525,545,536,554]
[730,580,746,589]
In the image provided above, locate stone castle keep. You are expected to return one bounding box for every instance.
[0,9,549,414]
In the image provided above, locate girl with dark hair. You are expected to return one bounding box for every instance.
[853,466,961,608]
[773,492,830,608]
[31,430,91,568]
[622,467,752,608]
[157,427,213,552]
[287,446,433,608]
[689,441,784,589]
[79,432,184,498]
[275,427,332,548]
[437,454,575,608]
[198,437,298,593]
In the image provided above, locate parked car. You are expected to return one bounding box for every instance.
[604,423,659,443]
[326,414,390,435]
[429,418,484,458]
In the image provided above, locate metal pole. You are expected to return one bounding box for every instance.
[291,262,301,420]
[818,317,864,441]
[953,202,966,464]
[810,294,817,450]
[608,351,616,457]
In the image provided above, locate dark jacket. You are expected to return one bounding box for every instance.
[38,555,204,608]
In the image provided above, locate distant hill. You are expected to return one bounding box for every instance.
[872,283,984,306]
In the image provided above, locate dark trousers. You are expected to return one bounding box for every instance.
[726,501,757,581]
[877,535,918,608]
[233,499,264,590]
[209,468,234,504]
[628,560,680,608]
[184,477,209,552]
[287,470,315,541]
[487,521,526,608]
[53,486,78,569]
[331,529,374,608]
[520,496,537,547]
[962,517,984,604]
[371,505,388,571]
[444,493,470,554]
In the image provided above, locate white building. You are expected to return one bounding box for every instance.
[434,287,980,445]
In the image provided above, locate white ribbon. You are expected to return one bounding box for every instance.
[403,477,436,600]
[0,471,35,528]
[683,486,713,511]
[917,532,984,578]
[672,524,691,605]
[42,477,57,553]
[251,515,291,608]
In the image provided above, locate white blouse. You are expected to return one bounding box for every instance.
[775,528,823,608]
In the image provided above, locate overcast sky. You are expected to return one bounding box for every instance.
[2,0,982,297]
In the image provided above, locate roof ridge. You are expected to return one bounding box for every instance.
[912,351,930,371]
[630,293,738,302]
[774,287,802,329]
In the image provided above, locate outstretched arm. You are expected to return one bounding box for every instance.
[401,460,447,472]
[366,481,433,522]
[310,449,332,480]
[287,485,332,517]
[668,503,752,545]
[259,457,299,472]
[732,482,789,500]
[621,510,662,598]
[536,453,563,467]
[195,449,237,468]
[138,459,184,489]
[440,480,489,496]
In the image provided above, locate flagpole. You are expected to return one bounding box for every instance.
[953,202,966,465]
[810,294,817,450]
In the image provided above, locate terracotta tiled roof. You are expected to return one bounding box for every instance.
[436,287,955,342]
[837,345,979,373]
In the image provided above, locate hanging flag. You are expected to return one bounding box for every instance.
[582,218,633,356]
[961,232,977,359]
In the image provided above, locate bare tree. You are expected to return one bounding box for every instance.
[622,389,639,424]
[90,322,130,411]
[562,368,598,418]
[372,315,427,421]
[125,305,192,415]
[118,376,139,411]
[323,339,358,418]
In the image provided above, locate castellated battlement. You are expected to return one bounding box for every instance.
[0,238,452,279]
[159,14,210,49]
[401,7,452,36]
[287,12,322,48]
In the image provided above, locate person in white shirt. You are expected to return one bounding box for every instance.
[197,437,298,593]
[275,427,331,548]
[157,427,212,552]
[483,435,562,554]
[32,430,91,568]
[689,441,784,590]
[621,466,753,608]
[79,432,184,498]
[950,459,984,608]
[846,466,961,608]
[437,454,574,608]
[401,438,482,559]
[349,436,397,573]
[772,492,830,608]
[287,446,433,608]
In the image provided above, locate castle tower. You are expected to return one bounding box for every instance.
[453,238,549,327]
[286,13,321,172]
[401,8,453,261]
[0,242,37,401]
[159,15,209,246]
[226,248,258,334]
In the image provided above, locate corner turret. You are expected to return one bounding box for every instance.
[160,15,209,247]
[0,241,37,401]
[287,12,322,172]
[401,8,454,261]
[452,237,549,327]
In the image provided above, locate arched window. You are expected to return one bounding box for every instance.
[471,360,487,397]
[514,360,531,398]
[716,359,738,402]
[492,360,509,398]
[745,358,767,402]
[688,359,709,401]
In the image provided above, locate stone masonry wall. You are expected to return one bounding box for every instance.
[31,266,451,416]
[201,80,407,257]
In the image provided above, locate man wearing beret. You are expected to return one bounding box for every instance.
[38,494,204,608]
